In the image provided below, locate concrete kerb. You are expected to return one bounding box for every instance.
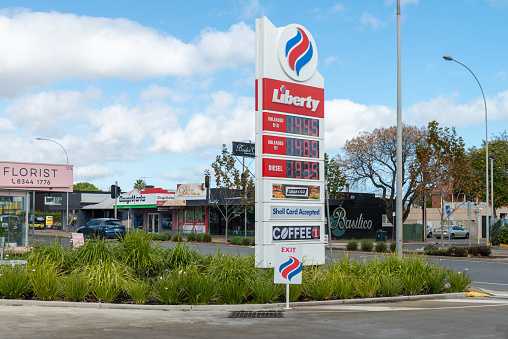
[0,292,469,312]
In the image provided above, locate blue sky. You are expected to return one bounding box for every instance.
[0,0,507,192]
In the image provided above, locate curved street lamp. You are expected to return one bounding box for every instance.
[442,56,489,245]
[35,138,70,232]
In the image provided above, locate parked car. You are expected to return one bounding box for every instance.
[77,218,126,239]
[426,225,432,238]
[434,225,469,239]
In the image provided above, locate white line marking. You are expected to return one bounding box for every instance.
[473,281,508,286]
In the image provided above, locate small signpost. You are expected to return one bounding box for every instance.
[71,233,85,248]
[274,244,302,309]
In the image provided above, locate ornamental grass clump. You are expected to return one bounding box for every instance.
[249,268,284,304]
[75,237,115,265]
[0,264,30,299]
[28,259,61,301]
[124,279,150,304]
[332,274,356,299]
[164,242,201,268]
[447,268,472,293]
[355,275,379,298]
[184,266,217,305]
[153,269,187,304]
[59,271,90,302]
[303,266,334,301]
[85,260,131,302]
[378,274,402,297]
[116,230,162,270]
[27,241,73,270]
[219,277,250,304]
[210,252,255,304]
[425,267,447,294]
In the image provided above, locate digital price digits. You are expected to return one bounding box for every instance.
[286,115,319,137]
[286,160,319,180]
[286,138,319,158]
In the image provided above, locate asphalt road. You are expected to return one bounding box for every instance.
[0,297,507,338]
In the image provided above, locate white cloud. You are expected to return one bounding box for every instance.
[360,12,387,30]
[139,84,190,103]
[6,88,100,136]
[148,91,254,154]
[325,98,394,152]
[332,4,346,12]
[405,90,508,127]
[74,164,116,182]
[240,0,262,19]
[0,10,255,97]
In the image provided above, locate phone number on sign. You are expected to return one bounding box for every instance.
[11,179,51,185]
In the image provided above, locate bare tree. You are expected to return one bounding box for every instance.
[337,124,426,227]
[207,144,254,241]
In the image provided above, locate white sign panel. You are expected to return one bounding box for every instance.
[270,205,323,220]
[274,244,303,284]
[118,189,157,206]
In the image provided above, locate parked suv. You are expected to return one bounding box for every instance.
[77,218,126,239]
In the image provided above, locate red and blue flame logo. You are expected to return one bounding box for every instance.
[285,27,313,77]
[279,256,302,282]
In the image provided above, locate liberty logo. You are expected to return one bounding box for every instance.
[285,27,313,77]
[278,24,318,82]
[279,256,302,282]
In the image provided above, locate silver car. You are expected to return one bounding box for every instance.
[434,225,469,239]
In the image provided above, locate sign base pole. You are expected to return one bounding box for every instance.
[285,284,291,310]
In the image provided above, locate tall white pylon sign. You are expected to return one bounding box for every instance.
[255,17,325,268]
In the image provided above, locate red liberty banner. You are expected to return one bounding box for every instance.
[262,78,324,118]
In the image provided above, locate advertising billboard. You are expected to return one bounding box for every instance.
[0,161,73,192]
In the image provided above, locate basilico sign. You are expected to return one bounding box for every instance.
[330,207,373,238]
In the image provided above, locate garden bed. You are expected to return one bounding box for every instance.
[0,231,472,306]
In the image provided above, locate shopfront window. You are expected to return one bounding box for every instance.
[134,213,144,230]
[161,212,173,234]
[0,191,28,247]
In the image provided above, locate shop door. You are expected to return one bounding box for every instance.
[148,213,159,233]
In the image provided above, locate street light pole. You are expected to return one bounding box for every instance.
[442,56,489,245]
[35,138,70,232]
[396,0,403,255]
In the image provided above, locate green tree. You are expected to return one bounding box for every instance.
[134,179,146,191]
[469,131,508,217]
[73,182,99,191]
[324,153,346,198]
[207,144,254,241]
[416,121,475,247]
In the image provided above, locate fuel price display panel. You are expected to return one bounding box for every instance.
[262,135,319,158]
[263,112,320,137]
[262,158,320,180]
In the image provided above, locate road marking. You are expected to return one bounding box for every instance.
[474,281,508,286]
[295,300,508,312]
